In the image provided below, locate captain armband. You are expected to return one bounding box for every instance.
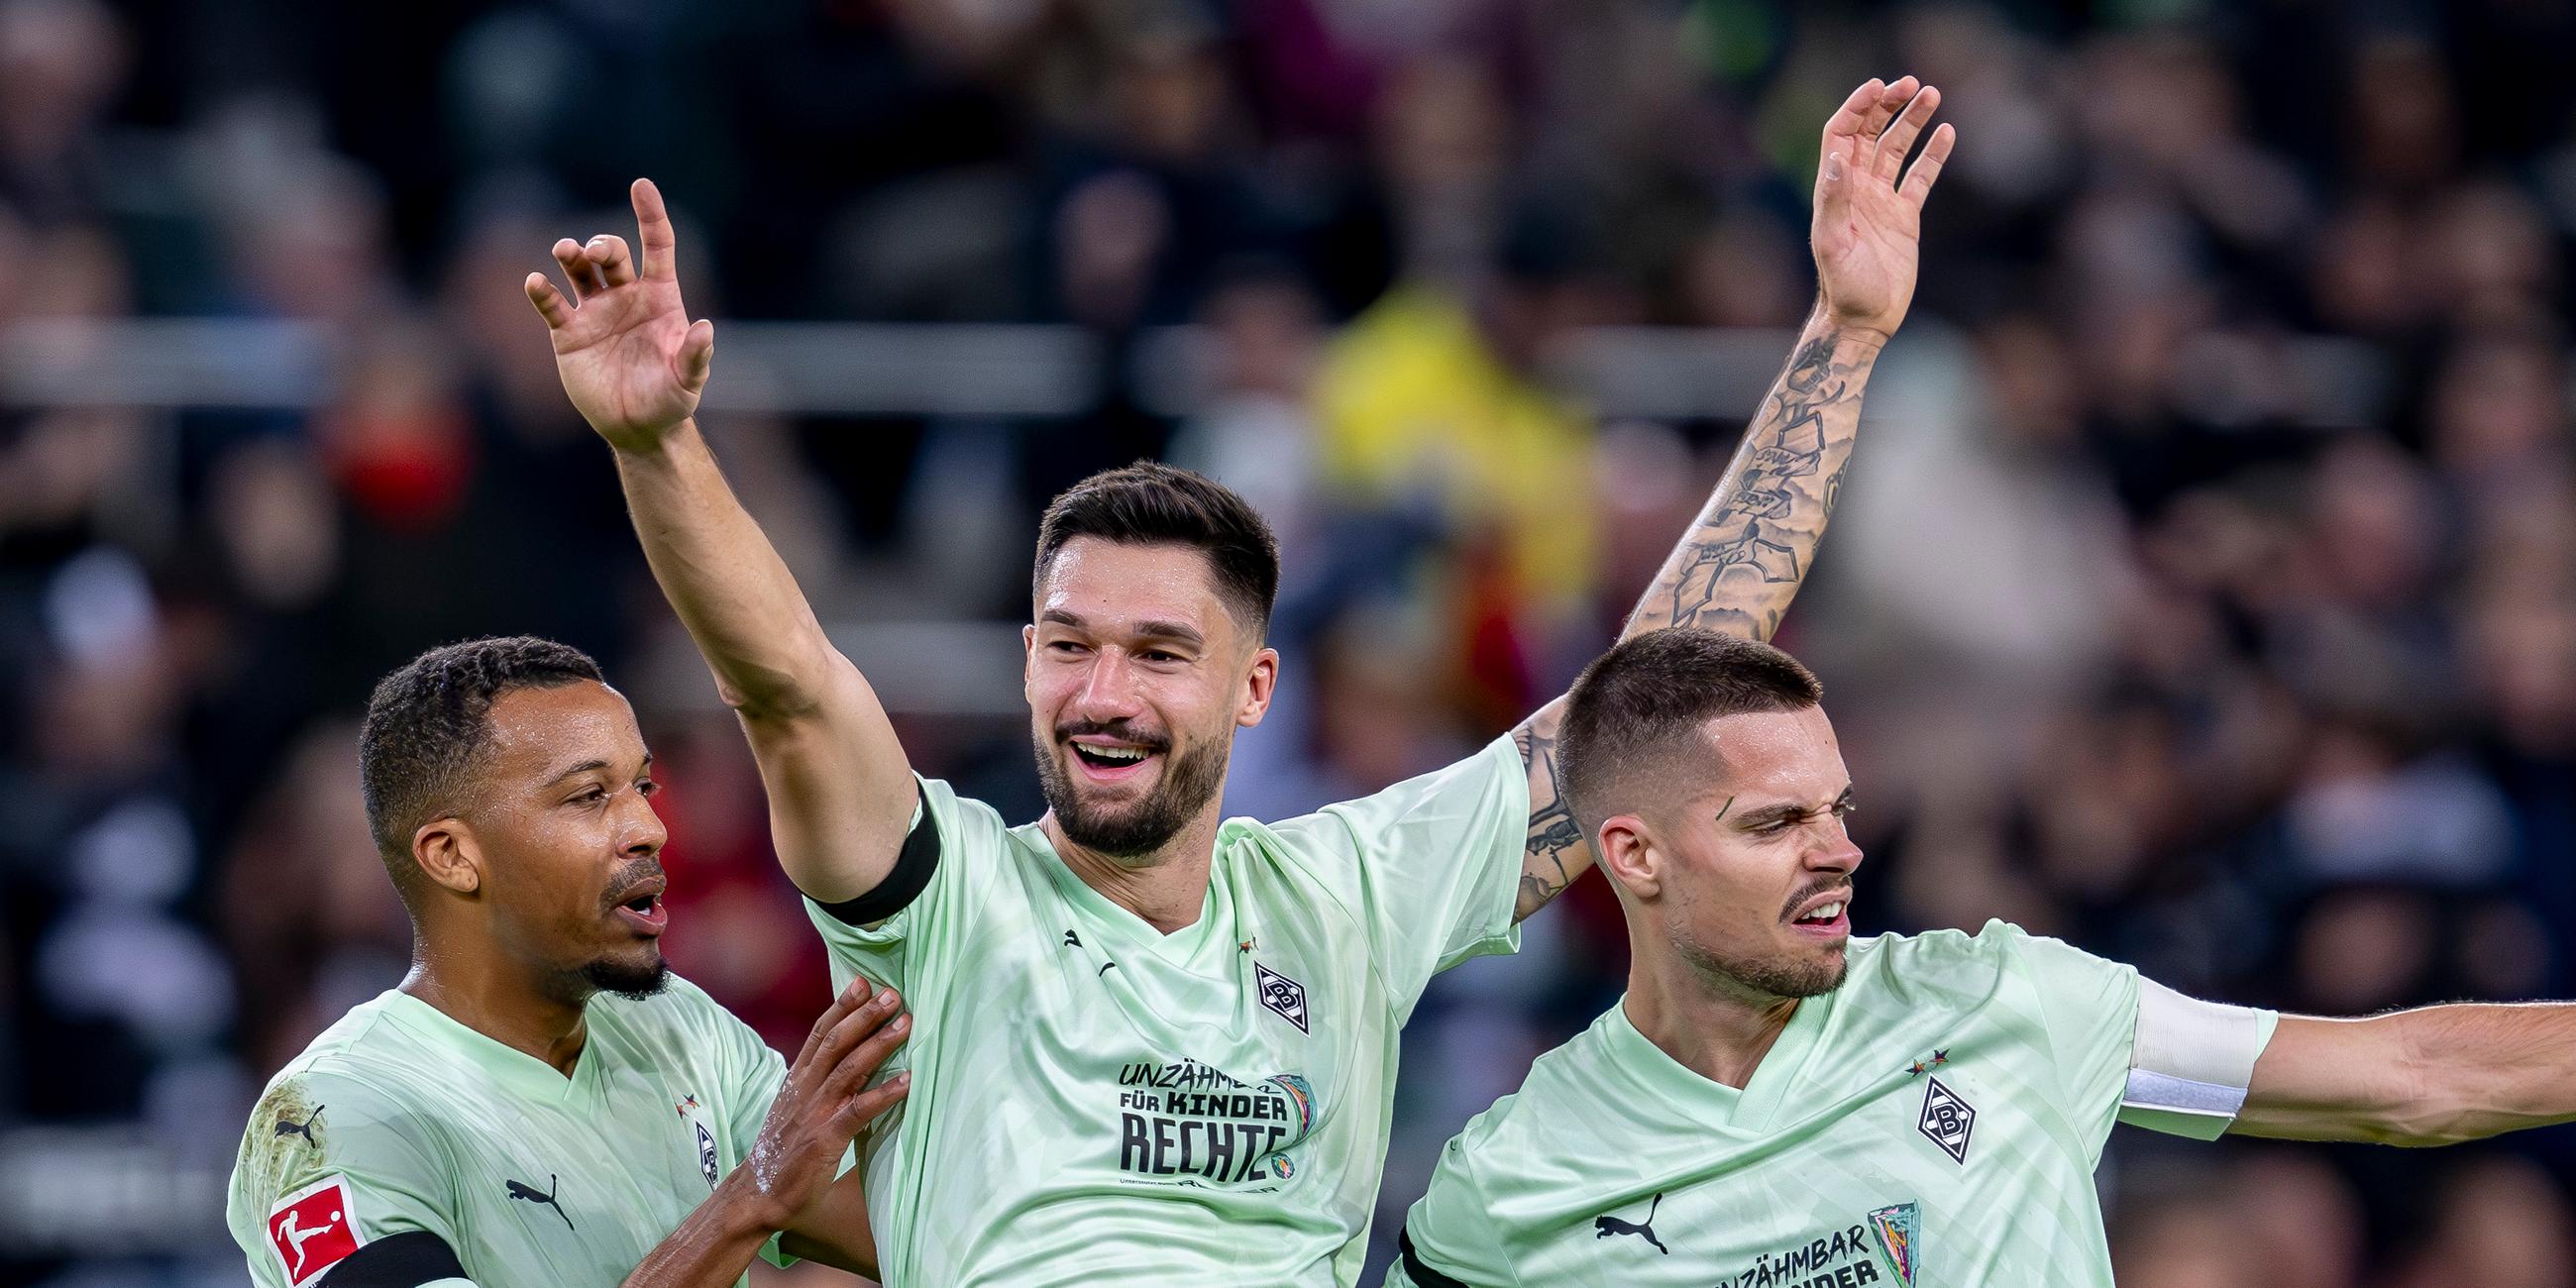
[2117,978,2280,1140]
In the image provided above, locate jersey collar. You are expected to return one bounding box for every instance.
[1021,823,1229,965]
[376,989,608,1105]
[1605,987,1831,1132]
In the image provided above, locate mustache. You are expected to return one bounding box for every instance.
[1054,718,1172,754]
[601,856,666,912]
[1779,879,1853,923]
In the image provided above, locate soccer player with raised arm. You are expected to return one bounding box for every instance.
[225,638,910,1288]
[1389,629,2576,1288]
[522,75,1952,1285]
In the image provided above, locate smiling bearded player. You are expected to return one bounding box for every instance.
[225,638,911,1288]
[522,75,1955,1286]
[1390,629,2576,1288]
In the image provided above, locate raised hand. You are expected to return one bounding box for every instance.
[732,978,911,1233]
[1811,76,1956,340]
[525,178,714,452]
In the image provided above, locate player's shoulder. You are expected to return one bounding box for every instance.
[1841,919,2040,1008]
[1440,1006,1630,1155]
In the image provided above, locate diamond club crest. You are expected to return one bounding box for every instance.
[1917,1075,1975,1164]
[1254,962,1310,1033]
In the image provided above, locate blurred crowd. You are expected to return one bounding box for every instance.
[2,0,2574,1283]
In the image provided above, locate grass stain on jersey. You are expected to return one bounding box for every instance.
[243,1079,329,1198]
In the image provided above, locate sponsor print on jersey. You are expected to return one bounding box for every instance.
[1114,1059,1321,1186]
[1867,1203,1919,1287]
[266,1176,362,1286]
[1727,1220,1886,1288]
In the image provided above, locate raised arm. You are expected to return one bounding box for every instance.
[2232,1004,2576,1146]
[527,179,914,905]
[1511,77,1955,920]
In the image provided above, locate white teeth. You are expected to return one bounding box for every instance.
[1802,902,1843,922]
[1081,745,1147,762]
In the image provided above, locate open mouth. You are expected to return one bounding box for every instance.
[1066,736,1162,782]
[1787,892,1851,937]
[608,877,669,934]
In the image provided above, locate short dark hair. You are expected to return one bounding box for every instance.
[359,636,604,883]
[1033,462,1281,637]
[1558,628,1824,838]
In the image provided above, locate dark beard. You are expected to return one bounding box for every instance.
[1033,727,1230,859]
[1674,933,1847,1002]
[579,953,672,1001]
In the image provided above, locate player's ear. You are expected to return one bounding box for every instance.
[413,817,483,896]
[1597,816,1660,900]
[1235,645,1278,729]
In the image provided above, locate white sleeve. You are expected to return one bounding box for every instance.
[2117,977,2280,1139]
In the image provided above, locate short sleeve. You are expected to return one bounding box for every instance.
[803,776,997,1000]
[1388,1136,1519,1288]
[228,1070,463,1287]
[1268,734,1531,1016]
[1999,924,2142,1162]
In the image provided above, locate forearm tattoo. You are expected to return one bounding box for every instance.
[1626,326,1877,643]
[1514,713,1586,921]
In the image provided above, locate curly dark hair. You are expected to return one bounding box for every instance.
[1034,462,1281,638]
[358,636,604,894]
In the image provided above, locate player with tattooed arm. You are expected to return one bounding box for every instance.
[522,74,1949,1286]
[1392,629,2576,1288]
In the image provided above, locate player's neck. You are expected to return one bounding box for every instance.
[400,952,590,1078]
[1623,954,1800,1091]
[1041,806,1223,935]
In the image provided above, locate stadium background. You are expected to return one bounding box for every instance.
[2,0,2573,1283]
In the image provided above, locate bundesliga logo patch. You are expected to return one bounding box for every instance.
[267,1176,362,1285]
[1254,962,1309,1033]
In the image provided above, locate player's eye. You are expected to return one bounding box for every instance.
[636,779,661,798]
[1140,649,1183,664]
[1047,640,1089,656]
[1833,798,1858,817]
[569,786,608,806]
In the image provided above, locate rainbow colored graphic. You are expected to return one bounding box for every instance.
[1868,1203,1919,1287]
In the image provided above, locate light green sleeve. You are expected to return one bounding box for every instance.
[1999,922,2143,1162]
[1269,734,1530,1015]
[699,988,809,1270]
[802,776,997,1000]
[227,1068,464,1287]
[1386,1134,1521,1288]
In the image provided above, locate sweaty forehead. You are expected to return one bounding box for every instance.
[1037,538,1236,638]
[480,682,646,779]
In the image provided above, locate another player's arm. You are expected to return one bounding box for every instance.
[2231,1004,2576,1146]
[526,180,915,906]
[1509,76,1955,921]
[622,982,910,1286]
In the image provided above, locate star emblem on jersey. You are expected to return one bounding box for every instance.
[1916,1075,1976,1164]
[1867,1203,1920,1286]
[1254,961,1310,1033]
[1593,1193,1669,1254]
[1903,1048,1950,1077]
[676,1094,698,1118]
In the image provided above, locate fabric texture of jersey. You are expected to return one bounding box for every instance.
[1391,920,2233,1288]
[807,733,1530,1286]
[226,977,792,1288]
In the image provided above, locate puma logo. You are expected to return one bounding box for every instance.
[506,1174,575,1231]
[1594,1193,1667,1255]
[273,1106,325,1148]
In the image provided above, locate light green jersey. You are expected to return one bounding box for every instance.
[1392,921,2273,1288]
[226,977,792,1288]
[809,734,1530,1286]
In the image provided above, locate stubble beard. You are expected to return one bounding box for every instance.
[1673,931,1848,1003]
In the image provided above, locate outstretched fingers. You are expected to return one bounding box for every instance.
[1873,85,1943,183]
[1859,75,1919,141]
[1820,78,1886,148]
[553,238,603,299]
[1900,122,1958,208]
[794,978,878,1073]
[632,178,679,281]
[525,273,573,329]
